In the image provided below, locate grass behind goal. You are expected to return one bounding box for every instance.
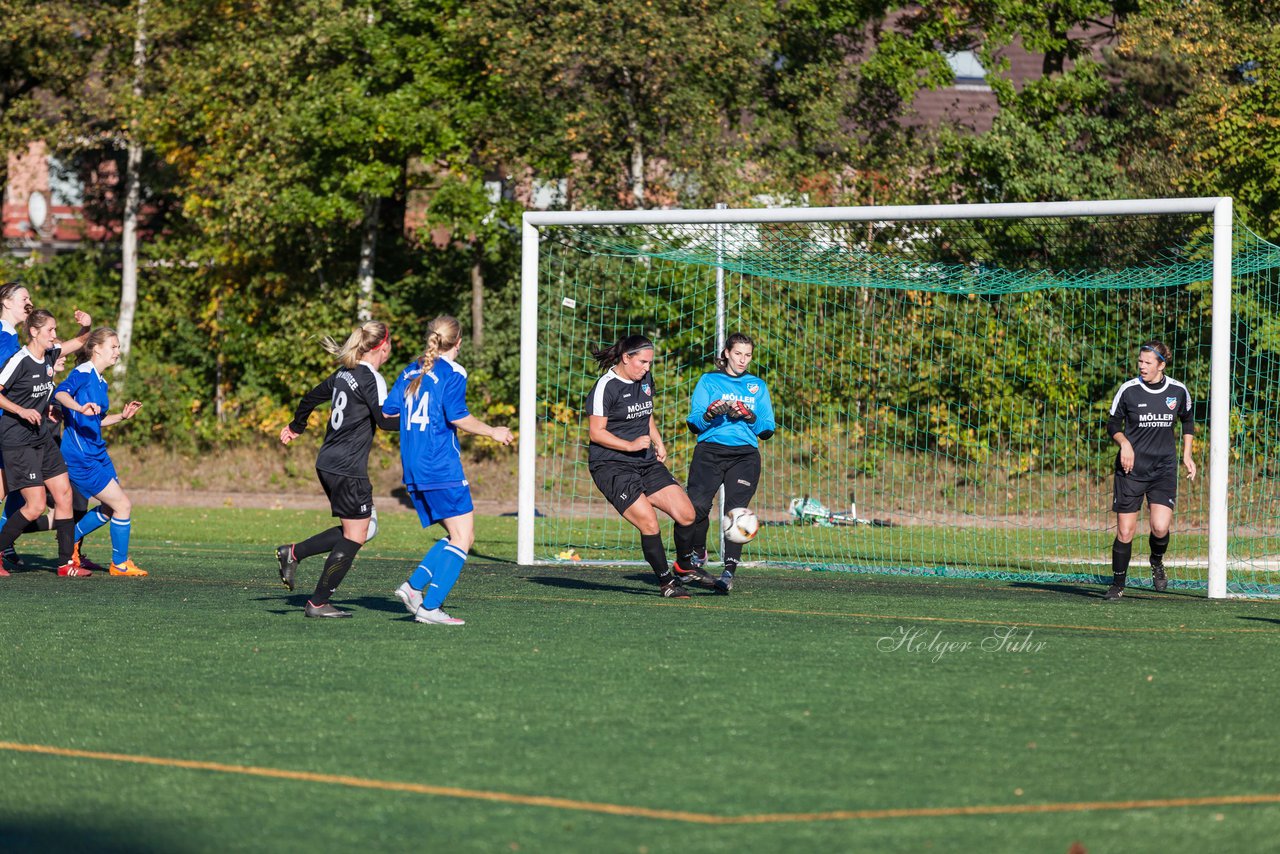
[528,209,1280,594]
[4,505,1280,852]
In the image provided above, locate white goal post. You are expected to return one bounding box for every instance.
[517,197,1235,598]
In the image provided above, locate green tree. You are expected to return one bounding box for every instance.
[455,0,775,208]
[145,1,464,274]
[1116,0,1280,236]
[0,1,122,188]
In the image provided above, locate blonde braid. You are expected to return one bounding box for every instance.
[407,315,461,397]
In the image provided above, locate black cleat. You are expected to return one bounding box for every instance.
[673,559,717,589]
[713,572,734,595]
[1151,559,1168,593]
[276,544,298,591]
[304,601,352,618]
[660,579,691,599]
[1103,584,1124,601]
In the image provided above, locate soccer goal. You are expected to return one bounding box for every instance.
[517,199,1280,599]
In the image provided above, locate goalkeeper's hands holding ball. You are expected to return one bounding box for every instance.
[704,399,732,421]
[726,401,756,423]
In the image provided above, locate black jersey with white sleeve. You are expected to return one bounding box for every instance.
[1106,376,1194,476]
[586,368,656,466]
[289,361,396,478]
[0,344,62,443]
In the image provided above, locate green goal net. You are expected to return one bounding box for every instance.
[518,203,1280,596]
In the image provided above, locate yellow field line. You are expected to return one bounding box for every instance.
[0,741,719,824]
[3,740,1278,824]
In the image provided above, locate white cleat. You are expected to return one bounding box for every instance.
[395,581,423,615]
[414,606,465,626]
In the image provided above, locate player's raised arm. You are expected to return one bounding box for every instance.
[58,308,93,357]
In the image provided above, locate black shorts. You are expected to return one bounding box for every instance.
[590,459,680,515]
[1113,468,1178,513]
[317,469,374,519]
[2,435,67,493]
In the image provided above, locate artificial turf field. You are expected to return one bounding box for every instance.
[4,506,1280,853]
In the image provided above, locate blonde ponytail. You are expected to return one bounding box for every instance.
[407,315,461,397]
[321,321,389,370]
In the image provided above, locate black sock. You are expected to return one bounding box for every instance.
[692,517,710,553]
[22,514,51,534]
[1111,538,1132,587]
[294,526,343,562]
[54,518,74,564]
[1150,533,1170,565]
[640,533,672,583]
[310,538,362,604]
[0,509,33,553]
[724,539,745,571]
[673,522,696,567]
[722,557,739,577]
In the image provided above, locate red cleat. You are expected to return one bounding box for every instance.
[56,562,92,578]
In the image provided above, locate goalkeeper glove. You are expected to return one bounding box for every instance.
[727,401,756,423]
[704,400,731,420]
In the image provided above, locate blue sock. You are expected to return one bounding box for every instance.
[75,507,111,542]
[422,542,468,610]
[109,517,132,565]
[408,538,449,590]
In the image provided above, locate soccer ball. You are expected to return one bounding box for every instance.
[722,507,759,544]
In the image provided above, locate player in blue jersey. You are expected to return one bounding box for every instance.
[0,284,30,366]
[1103,339,1196,600]
[386,315,513,625]
[671,332,775,594]
[277,321,398,617]
[0,283,32,574]
[54,327,146,576]
[584,333,697,598]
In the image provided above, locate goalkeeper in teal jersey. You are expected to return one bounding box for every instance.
[384,315,513,626]
[672,333,775,594]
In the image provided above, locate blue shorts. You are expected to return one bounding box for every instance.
[409,485,473,528]
[67,456,119,498]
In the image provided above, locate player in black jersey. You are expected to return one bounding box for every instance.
[587,334,696,598]
[277,321,398,617]
[0,308,93,577]
[1103,340,1196,600]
